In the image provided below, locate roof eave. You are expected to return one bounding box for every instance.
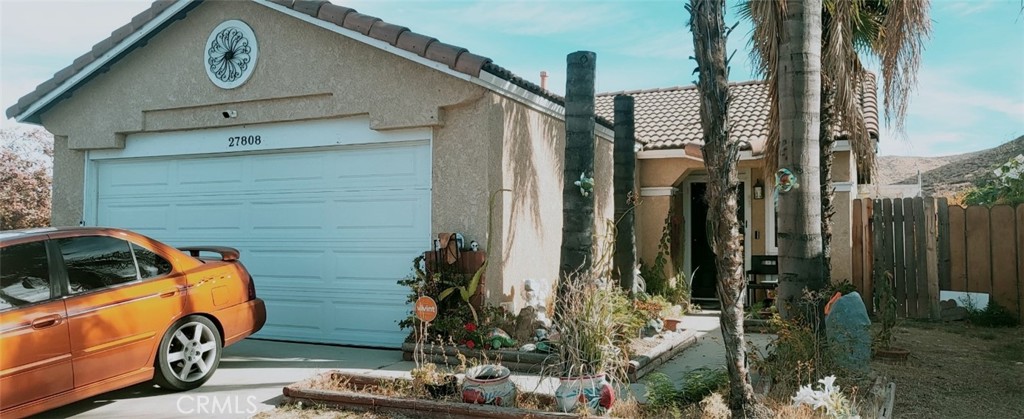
[9,0,199,124]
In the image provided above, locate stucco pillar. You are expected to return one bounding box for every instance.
[51,136,85,227]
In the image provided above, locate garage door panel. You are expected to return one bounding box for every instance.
[336,196,426,231]
[250,200,329,231]
[176,203,245,230]
[331,146,430,189]
[178,158,245,186]
[98,160,171,195]
[244,249,329,282]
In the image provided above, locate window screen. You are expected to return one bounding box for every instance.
[0,241,52,310]
[58,236,138,294]
[132,243,172,279]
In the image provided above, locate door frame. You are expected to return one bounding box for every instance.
[681,169,752,286]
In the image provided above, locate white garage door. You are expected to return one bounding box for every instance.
[88,121,430,348]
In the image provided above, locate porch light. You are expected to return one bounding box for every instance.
[753,180,765,200]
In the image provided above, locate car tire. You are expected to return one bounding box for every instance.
[154,315,222,391]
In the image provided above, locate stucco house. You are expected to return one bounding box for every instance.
[7,0,876,348]
[595,80,877,303]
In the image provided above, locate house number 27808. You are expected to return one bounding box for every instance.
[228,135,261,147]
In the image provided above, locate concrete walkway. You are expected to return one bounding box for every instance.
[53,311,773,418]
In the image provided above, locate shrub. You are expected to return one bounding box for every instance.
[644,369,728,410]
[962,299,1020,328]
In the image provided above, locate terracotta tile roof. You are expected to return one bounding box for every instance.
[8,0,613,127]
[596,78,879,152]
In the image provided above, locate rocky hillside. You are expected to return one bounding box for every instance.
[875,135,1024,197]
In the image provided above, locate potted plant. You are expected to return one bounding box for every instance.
[411,362,460,399]
[552,272,622,414]
[873,271,909,361]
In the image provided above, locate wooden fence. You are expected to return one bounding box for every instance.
[850,198,1024,323]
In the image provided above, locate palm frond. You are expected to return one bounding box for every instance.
[740,0,785,176]
[878,0,931,135]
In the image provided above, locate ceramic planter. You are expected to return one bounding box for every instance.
[461,364,516,407]
[554,373,615,414]
[662,318,682,332]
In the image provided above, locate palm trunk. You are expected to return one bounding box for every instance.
[820,84,835,285]
[689,0,769,416]
[558,51,597,314]
[613,95,638,293]
[777,0,826,320]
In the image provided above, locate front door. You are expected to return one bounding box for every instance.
[689,182,745,301]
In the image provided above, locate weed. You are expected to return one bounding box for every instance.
[644,369,728,410]
[961,299,1020,328]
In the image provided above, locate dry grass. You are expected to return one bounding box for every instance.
[253,404,409,419]
[872,321,1024,418]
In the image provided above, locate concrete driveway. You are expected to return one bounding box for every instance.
[44,339,410,419]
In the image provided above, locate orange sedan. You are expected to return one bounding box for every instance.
[0,227,266,418]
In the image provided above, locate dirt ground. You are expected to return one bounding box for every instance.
[872,321,1024,418]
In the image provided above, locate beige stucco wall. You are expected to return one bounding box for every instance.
[491,91,616,311]
[37,0,621,313]
[831,190,853,283]
[42,0,485,226]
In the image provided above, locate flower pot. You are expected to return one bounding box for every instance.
[663,318,682,332]
[554,373,615,414]
[461,364,516,407]
[873,347,910,362]
[425,375,459,399]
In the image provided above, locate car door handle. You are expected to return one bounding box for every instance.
[159,289,178,298]
[31,314,63,329]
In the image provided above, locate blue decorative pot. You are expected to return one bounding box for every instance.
[555,373,615,414]
[461,364,516,407]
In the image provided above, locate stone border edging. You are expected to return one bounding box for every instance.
[401,329,699,382]
[282,371,603,419]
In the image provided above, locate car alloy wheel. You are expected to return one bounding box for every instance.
[155,315,222,391]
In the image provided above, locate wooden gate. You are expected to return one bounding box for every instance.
[851,198,1024,322]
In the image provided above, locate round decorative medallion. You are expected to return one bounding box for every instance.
[205,20,258,89]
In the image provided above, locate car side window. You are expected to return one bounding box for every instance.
[58,236,139,294]
[132,243,172,279]
[0,241,53,310]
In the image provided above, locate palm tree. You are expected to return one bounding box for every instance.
[687,0,770,416]
[558,51,597,311]
[741,0,930,314]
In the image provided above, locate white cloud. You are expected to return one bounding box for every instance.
[942,1,997,16]
[453,1,625,37]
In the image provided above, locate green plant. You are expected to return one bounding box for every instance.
[754,290,851,393]
[555,220,629,379]
[873,271,898,349]
[961,298,1020,328]
[826,279,858,296]
[644,369,728,410]
[962,155,1024,206]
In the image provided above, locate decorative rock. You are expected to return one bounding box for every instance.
[487,328,516,350]
[642,318,663,337]
[825,292,871,373]
[519,343,537,352]
[513,306,545,342]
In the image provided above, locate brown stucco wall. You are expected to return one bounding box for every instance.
[42,0,485,226]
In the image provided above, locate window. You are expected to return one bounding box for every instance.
[132,243,172,279]
[58,236,139,294]
[0,241,53,310]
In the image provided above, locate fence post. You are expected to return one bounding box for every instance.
[924,198,940,320]
[937,198,951,291]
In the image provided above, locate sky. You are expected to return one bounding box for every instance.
[1,0,1022,157]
